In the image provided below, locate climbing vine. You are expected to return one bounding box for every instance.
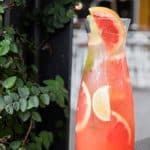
[0,0,80,149]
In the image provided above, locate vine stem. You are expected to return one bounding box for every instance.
[22,119,33,146]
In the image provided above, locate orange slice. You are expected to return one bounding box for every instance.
[106,111,132,150]
[92,85,111,121]
[111,111,132,144]
[89,7,126,54]
[76,81,91,132]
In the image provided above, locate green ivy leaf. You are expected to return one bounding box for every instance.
[5,104,14,115]
[12,102,20,111]
[43,75,65,89]
[44,76,68,107]
[3,58,13,69]
[56,94,65,108]
[34,136,43,144]
[27,143,41,150]
[19,111,30,122]
[3,76,17,89]
[62,88,68,99]
[67,9,75,19]
[39,131,53,150]
[0,96,5,110]
[64,107,69,118]
[63,17,70,24]
[0,39,11,56]
[0,57,7,65]
[5,27,16,35]
[19,98,27,112]
[0,57,12,69]
[4,95,13,104]
[39,87,49,94]
[15,0,26,6]
[56,75,64,86]
[16,78,24,87]
[0,6,4,14]
[10,43,18,53]
[31,86,40,95]
[27,96,39,109]
[10,141,21,150]
[0,57,13,69]
[26,81,33,88]
[53,15,65,29]
[18,86,30,98]
[58,7,70,24]
[40,94,50,105]
[43,79,57,87]
[9,92,19,101]
[31,64,38,74]
[32,111,42,122]
[53,22,64,29]
[0,143,6,150]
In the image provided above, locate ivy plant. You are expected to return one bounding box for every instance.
[42,0,79,33]
[23,0,80,33]
[0,0,71,149]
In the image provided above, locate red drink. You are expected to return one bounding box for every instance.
[75,7,134,150]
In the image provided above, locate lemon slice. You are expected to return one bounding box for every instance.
[92,85,111,121]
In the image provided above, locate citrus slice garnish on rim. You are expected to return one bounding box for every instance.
[89,7,126,54]
[76,81,91,132]
[111,111,132,144]
[92,85,111,121]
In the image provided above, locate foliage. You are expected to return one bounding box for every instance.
[0,0,72,149]
[23,0,80,33]
[42,0,80,33]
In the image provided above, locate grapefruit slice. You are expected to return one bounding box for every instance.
[92,85,111,121]
[89,7,126,54]
[111,111,132,144]
[76,81,91,132]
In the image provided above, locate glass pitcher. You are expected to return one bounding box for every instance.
[75,8,135,150]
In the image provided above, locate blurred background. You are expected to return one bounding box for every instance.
[70,0,150,148]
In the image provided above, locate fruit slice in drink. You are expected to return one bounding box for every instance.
[92,85,111,121]
[76,81,91,132]
[92,86,132,147]
[89,7,126,54]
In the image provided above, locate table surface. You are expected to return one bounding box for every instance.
[135,138,150,150]
[133,88,150,141]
